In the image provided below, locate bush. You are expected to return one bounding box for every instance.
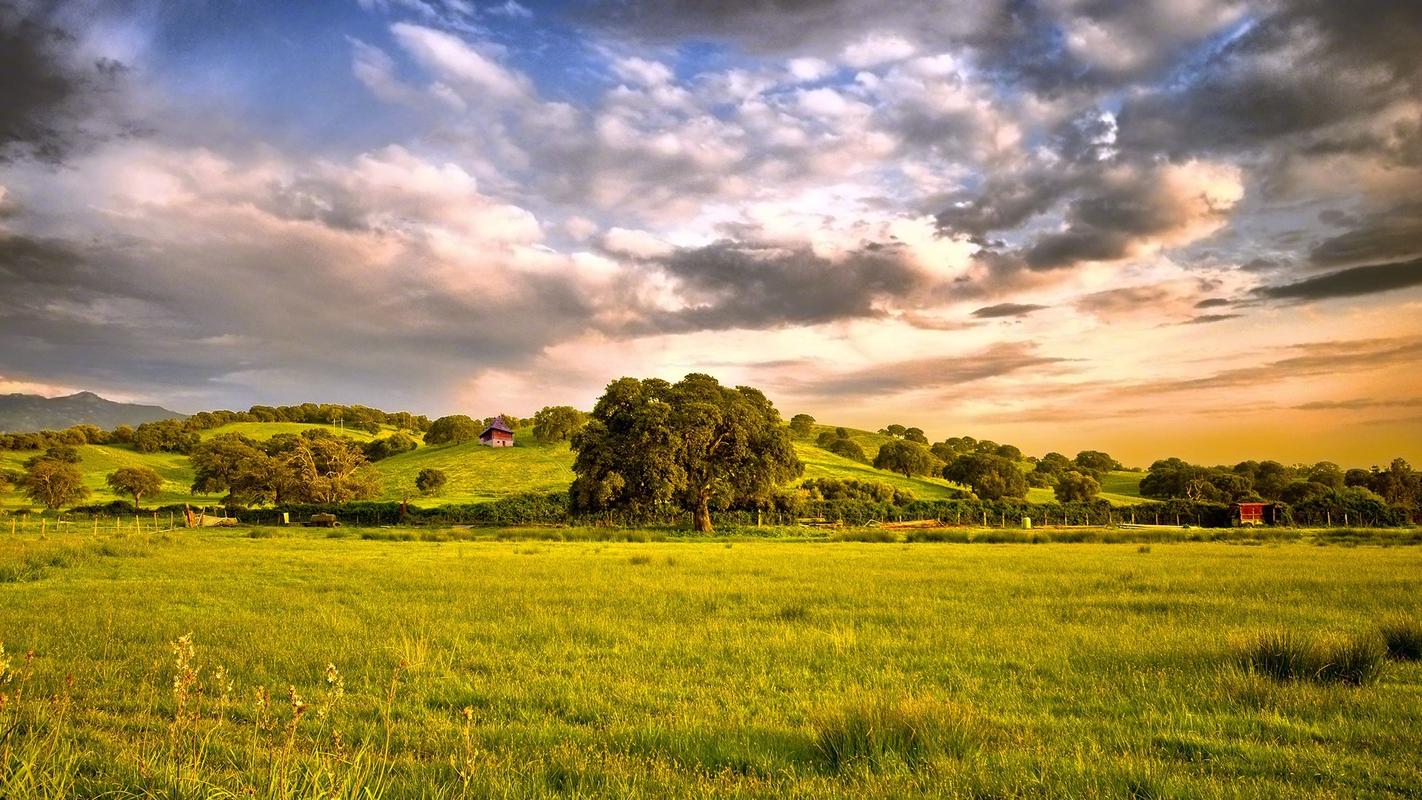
[826,438,867,463]
[1239,630,1386,685]
[1380,619,1422,661]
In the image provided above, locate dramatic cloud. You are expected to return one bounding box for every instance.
[0,2,129,162]
[0,0,1419,463]
[1255,258,1422,302]
[1308,202,1422,267]
[629,240,931,333]
[971,303,1047,319]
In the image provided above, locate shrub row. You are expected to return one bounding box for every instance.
[52,493,1412,530]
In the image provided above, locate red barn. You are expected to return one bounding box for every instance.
[1231,502,1280,526]
[479,416,514,447]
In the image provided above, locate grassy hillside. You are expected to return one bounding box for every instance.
[198,421,388,442]
[376,428,573,503]
[1,420,1147,510]
[1,422,400,510]
[794,441,965,499]
[1101,470,1144,500]
[0,445,206,510]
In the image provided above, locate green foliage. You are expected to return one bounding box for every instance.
[1054,470,1101,503]
[531,405,587,443]
[788,413,816,438]
[801,477,912,505]
[826,438,867,463]
[1141,458,1255,502]
[1075,450,1121,472]
[24,445,81,467]
[570,375,802,532]
[132,419,200,454]
[414,467,447,497]
[189,431,378,505]
[944,453,1028,500]
[423,415,481,445]
[20,458,90,509]
[104,466,164,511]
[364,431,418,461]
[872,439,938,479]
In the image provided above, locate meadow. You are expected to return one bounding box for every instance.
[2,527,1420,798]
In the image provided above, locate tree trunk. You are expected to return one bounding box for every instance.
[133,495,140,512]
[693,494,714,533]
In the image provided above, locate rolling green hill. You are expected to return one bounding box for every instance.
[198,421,389,442]
[0,444,207,511]
[376,428,572,503]
[1,420,1144,511]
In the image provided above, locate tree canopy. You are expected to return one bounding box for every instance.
[1053,470,1100,503]
[188,431,379,506]
[106,466,164,511]
[943,453,1027,500]
[423,415,481,445]
[532,406,588,443]
[569,374,802,532]
[872,439,938,479]
[788,413,816,438]
[415,468,447,497]
[21,457,90,509]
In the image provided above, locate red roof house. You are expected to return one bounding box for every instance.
[479,416,514,448]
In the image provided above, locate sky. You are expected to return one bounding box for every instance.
[1,0,1420,467]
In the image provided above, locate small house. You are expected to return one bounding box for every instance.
[479,416,514,447]
[1230,502,1280,526]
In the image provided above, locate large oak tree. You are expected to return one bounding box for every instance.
[570,374,802,532]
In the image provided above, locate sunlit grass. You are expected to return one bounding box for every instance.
[1,529,1419,797]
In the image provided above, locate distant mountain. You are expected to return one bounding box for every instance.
[0,392,186,433]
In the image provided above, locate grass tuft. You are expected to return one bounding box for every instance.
[1379,619,1422,661]
[811,696,977,772]
[1239,630,1386,685]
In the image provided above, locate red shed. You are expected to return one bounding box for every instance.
[479,416,515,448]
[1231,502,1280,526]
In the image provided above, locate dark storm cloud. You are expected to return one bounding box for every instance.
[1116,0,1422,161]
[971,302,1047,319]
[1194,298,1232,309]
[1308,202,1422,268]
[1254,258,1422,302]
[627,240,928,334]
[1180,313,1241,325]
[1241,256,1289,272]
[0,1,128,163]
[777,342,1068,399]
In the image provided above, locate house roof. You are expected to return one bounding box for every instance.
[481,415,514,436]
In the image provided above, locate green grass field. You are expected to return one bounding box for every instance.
[0,423,1147,511]
[1,529,1419,797]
